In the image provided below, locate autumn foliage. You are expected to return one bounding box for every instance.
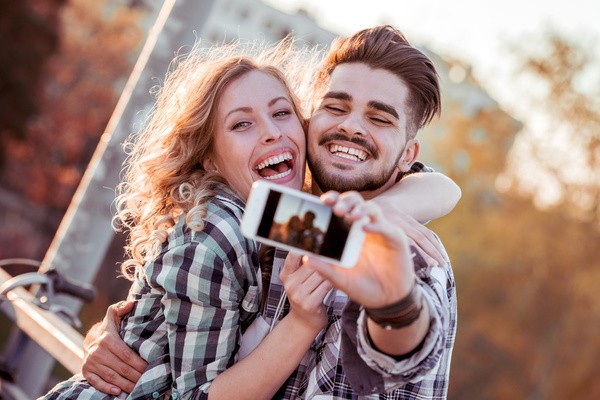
[0,0,142,261]
[2,0,142,209]
[423,36,600,398]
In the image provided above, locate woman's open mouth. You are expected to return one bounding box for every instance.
[255,152,294,180]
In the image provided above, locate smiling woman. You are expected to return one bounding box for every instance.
[205,69,306,200]
[40,38,324,400]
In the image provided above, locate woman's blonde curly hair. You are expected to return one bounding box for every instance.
[114,37,324,280]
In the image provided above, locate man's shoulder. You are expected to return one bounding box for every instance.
[408,161,434,174]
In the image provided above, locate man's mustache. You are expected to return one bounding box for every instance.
[317,133,378,159]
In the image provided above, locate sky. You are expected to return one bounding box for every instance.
[266,0,599,120]
[266,0,600,207]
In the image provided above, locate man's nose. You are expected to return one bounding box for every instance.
[337,113,366,137]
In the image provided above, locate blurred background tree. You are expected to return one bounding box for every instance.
[0,0,143,262]
[500,30,600,226]
[0,0,65,166]
[0,0,145,386]
[423,30,600,399]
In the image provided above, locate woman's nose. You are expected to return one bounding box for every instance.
[260,119,284,142]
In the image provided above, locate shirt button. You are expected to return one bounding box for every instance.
[173,392,179,399]
[152,392,159,398]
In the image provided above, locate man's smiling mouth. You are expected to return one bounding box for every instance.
[329,144,367,161]
[255,152,294,180]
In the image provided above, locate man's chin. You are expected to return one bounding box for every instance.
[308,157,396,193]
[312,172,387,194]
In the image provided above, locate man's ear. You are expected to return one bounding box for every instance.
[397,139,420,172]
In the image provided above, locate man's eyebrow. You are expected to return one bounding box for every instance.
[368,100,399,119]
[323,91,352,102]
[323,91,399,120]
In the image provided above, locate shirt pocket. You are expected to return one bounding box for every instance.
[241,283,260,314]
[239,283,261,332]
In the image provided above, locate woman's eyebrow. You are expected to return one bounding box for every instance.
[268,96,290,106]
[224,107,252,120]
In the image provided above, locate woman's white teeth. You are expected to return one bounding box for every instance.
[329,144,367,161]
[264,169,292,180]
[256,152,293,170]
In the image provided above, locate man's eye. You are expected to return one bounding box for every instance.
[371,116,391,125]
[325,105,344,113]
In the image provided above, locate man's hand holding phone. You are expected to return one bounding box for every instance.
[301,190,416,309]
[241,181,367,268]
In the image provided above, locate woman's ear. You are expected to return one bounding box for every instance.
[203,157,217,173]
[397,139,420,172]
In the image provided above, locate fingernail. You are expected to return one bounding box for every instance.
[110,388,120,395]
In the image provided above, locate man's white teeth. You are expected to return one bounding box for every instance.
[256,152,293,170]
[264,169,292,180]
[329,144,367,161]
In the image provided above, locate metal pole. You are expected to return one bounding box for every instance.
[12,1,178,396]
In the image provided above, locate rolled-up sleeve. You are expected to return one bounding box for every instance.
[341,260,453,395]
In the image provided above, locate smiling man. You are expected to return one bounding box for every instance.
[308,63,419,197]
[263,26,457,399]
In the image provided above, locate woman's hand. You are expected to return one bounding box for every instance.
[391,211,449,268]
[280,252,332,333]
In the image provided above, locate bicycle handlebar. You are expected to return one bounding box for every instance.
[45,269,97,303]
[0,258,97,303]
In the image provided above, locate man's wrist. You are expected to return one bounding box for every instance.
[83,321,103,348]
[364,281,423,330]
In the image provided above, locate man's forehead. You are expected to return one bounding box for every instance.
[324,63,409,118]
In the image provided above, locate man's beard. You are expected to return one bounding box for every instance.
[307,154,401,193]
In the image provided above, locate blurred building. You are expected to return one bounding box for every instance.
[197,0,336,46]
[115,0,336,62]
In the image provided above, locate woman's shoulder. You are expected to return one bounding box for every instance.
[207,186,247,227]
[164,187,254,258]
[149,187,258,287]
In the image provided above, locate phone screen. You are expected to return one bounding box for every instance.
[256,188,350,260]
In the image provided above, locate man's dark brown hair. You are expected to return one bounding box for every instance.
[315,25,441,138]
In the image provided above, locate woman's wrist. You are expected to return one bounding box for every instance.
[286,309,328,336]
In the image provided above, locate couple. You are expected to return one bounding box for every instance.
[43,25,459,399]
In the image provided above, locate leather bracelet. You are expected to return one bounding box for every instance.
[364,281,424,330]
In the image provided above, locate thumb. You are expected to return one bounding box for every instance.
[281,252,304,277]
[116,300,135,318]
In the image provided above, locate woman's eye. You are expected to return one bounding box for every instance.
[232,121,251,130]
[273,110,291,118]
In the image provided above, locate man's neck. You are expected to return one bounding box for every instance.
[310,177,393,200]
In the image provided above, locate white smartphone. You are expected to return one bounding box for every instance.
[240,181,367,268]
